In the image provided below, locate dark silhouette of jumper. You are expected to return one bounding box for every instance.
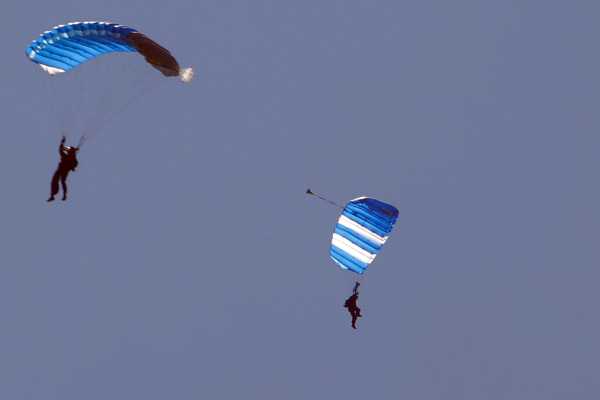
[344,282,362,329]
[47,136,79,202]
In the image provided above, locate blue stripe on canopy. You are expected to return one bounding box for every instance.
[330,246,368,274]
[26,21,137,73]
[334,224,382,254]
[330,197,398,275]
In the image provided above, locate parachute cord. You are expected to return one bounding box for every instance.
[356,273,366,288]
[41,74,73,142]
[306,188,343,209]
[77,134,87,148]
[80,78,162,147]
[347,275,366,300]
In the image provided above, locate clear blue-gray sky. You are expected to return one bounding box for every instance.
[2,1,599,399]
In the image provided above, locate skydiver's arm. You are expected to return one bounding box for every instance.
[59,136,66,155]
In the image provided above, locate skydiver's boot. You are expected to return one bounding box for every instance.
[62,194,67,201]
[47,196,55,202]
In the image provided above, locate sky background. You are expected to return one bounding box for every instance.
[1,1,600,399]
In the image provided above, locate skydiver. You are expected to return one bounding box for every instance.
[47,136,79,202]
[344,282,362,329]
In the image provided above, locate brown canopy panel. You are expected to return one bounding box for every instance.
[126,32,181,77]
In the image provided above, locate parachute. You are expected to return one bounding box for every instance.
[330,197,398,274]
[25,21,193,82]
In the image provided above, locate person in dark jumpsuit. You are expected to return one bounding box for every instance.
[344,282,363,329]
[47,136,79,202]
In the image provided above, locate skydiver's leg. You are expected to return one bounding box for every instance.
[47,169,60,202]
[60,171,68,201]
[346,307,354,327]
[351,312,358,329]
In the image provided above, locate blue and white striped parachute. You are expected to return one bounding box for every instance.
[330,197,399,274]
[26,21,193,82]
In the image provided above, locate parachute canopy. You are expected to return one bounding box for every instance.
[26,21,193,82]
[330,197,398,274]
